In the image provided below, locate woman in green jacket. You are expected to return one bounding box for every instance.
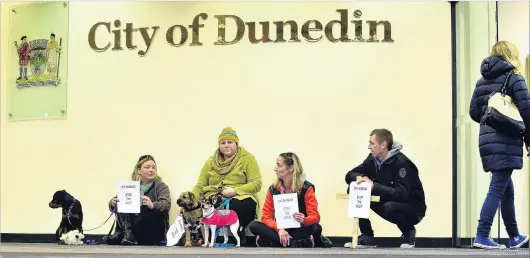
[192,126,262,246]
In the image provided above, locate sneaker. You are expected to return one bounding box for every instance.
[400,228,416,248]
[509,234,529,249]
[473,236,506,249]
[357,234,377,248]
[292,235,315,248]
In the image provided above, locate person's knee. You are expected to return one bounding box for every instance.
[248,221,261,234]
[310,223,322,235]
[501,192,514,202]
[377,202,404,222]
[380,202,399,213]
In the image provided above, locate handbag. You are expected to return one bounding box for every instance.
[480,70,526,138]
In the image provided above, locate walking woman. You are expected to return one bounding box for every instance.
[469,41,529,249]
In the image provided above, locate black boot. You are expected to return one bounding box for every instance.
[113,213,138,245]
[121,229,138,245]
[120,216,138,245]
[103,231,123,245]
[103,217,124,245]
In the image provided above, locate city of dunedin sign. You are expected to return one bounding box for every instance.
[88,9,393,57]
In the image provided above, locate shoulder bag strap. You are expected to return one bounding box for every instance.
[501,70,514,96]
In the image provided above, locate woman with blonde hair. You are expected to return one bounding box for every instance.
[103,155,171,245]
[469,41,529,249]
[249,152,324,248]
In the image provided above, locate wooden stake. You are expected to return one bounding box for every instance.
[352,218,360,248]
[336,176,380,249]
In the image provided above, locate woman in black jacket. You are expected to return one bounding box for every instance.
[469,41,529,249]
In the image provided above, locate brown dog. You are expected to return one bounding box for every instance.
[176,191,204,247]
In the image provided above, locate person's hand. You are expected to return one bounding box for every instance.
[140,195,154,209]
[292,212,305,223]
[357,176,374,189]
[221,187,237,198]
[110,197,119,208]
[278,229,291,247]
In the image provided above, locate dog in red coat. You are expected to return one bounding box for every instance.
[199,195,240,247]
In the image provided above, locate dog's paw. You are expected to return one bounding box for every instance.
[202,242,208,247]
[184,241,192,247]
[208,243,215,248]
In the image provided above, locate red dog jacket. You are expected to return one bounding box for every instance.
[201,209,238,226]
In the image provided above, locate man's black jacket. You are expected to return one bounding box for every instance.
[345,143,427,214]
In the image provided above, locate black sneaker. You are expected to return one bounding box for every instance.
[357,234,377,248]
[400,228,416,248]
[292,235,315,248]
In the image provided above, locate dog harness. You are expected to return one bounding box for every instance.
[201,209,238,227]
[67,198,77,218]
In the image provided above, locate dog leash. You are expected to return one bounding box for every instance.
[218,197,231,210]
[82,207,116,232]
[66,198,117,232]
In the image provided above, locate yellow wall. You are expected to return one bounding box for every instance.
[1,1,452,237]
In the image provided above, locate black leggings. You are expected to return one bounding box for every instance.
[249,221,323,247]
[229,198,257,234]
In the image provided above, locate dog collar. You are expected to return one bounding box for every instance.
[188,203,201,211]
[203,209,215,218]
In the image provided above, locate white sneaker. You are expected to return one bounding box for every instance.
[400,243,415,248]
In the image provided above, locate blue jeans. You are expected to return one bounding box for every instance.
[477,170,520,238]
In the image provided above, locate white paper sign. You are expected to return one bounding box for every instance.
[117,181,140,214]
[348,182,372,218]
[166,215,185,246]
[273,193,300,229]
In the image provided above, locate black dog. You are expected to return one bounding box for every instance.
[49,190,83,243]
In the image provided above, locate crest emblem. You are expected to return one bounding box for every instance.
[29,39,48,78]
[398,168,407,178]
[14,34,63,89]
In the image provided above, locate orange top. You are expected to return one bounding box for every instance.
[261,184,320,231]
